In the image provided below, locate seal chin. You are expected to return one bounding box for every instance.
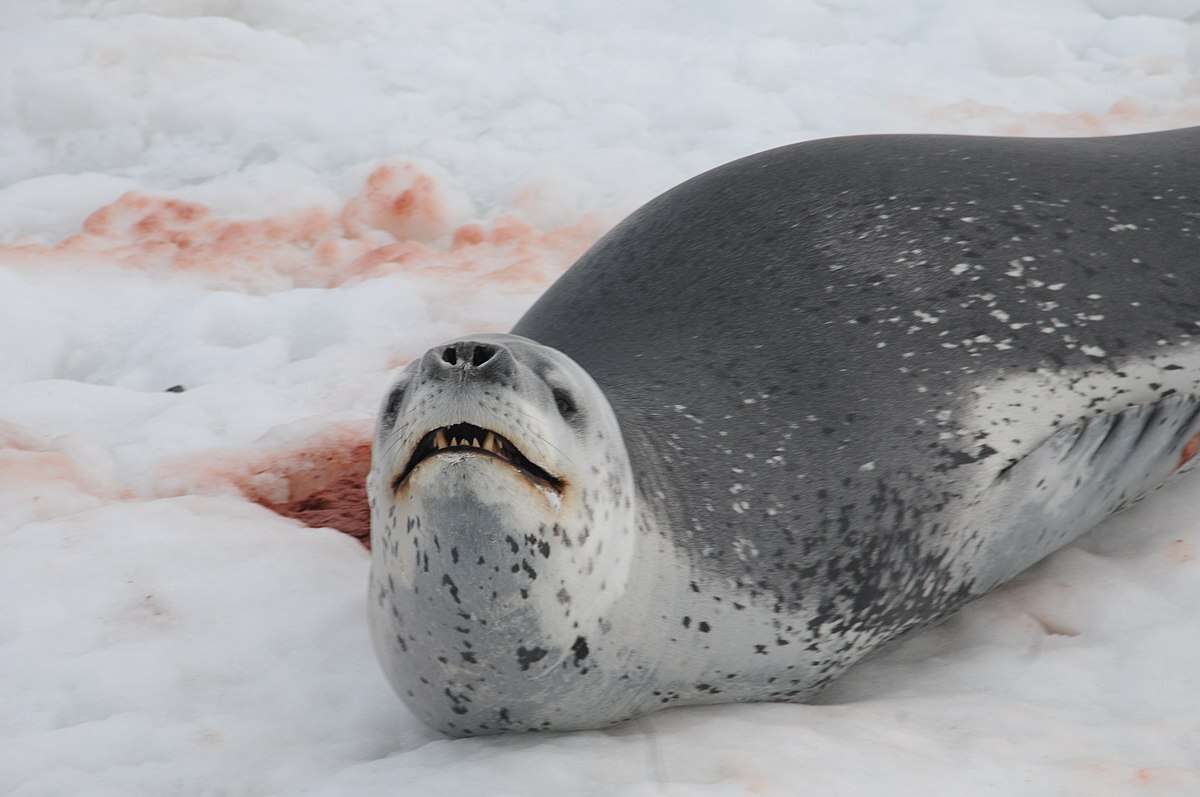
[400,445,566,515]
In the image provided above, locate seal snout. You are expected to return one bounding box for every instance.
[421,339,514,383]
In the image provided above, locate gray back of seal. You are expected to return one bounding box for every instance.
[513,128,1200,673]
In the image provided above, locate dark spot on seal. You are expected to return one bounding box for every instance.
[571,635,589,664]
[165,384,186,393]
[441,574,461,604]
[516,646,547,671]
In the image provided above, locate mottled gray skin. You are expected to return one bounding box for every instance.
[370,127,1200,736]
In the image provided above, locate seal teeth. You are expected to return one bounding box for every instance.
[395,422,563,493]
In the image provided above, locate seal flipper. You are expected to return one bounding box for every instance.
[967,393,1200,593]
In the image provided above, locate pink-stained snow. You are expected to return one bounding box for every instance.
[2,2,1199,795]
[1,161,602,293]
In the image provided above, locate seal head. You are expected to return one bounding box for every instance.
[367,333,643,735]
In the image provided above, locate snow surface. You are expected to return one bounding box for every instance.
[3,2,1200,795]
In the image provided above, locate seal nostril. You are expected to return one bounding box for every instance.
[442,347,458,366]
[471,344,498,368]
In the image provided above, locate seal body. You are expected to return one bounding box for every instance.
[369,128,1200,735]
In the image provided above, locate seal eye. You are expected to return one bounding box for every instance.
[382,384,406,429]
[553,387,578,421]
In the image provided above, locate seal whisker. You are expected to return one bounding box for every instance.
[498,403,578,467]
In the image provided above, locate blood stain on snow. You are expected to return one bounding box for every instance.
[926,97,1200,137]
[247,447,374,547]
[451,223,487,249]
[1027,612,1079,638]
[238,433,374,546]
[1174,431,1200,474]
[340,164,449,242]
[384,353,416,370]
[172,423,376,547]
[0,422,126,500]
[1166,539,1194,565]
[0,161,605,294]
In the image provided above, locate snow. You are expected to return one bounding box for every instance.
[1,1,1199,794]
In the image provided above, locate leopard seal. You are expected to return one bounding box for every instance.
[368,126,1200,736]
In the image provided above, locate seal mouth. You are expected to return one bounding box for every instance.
[392,422,564,493]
